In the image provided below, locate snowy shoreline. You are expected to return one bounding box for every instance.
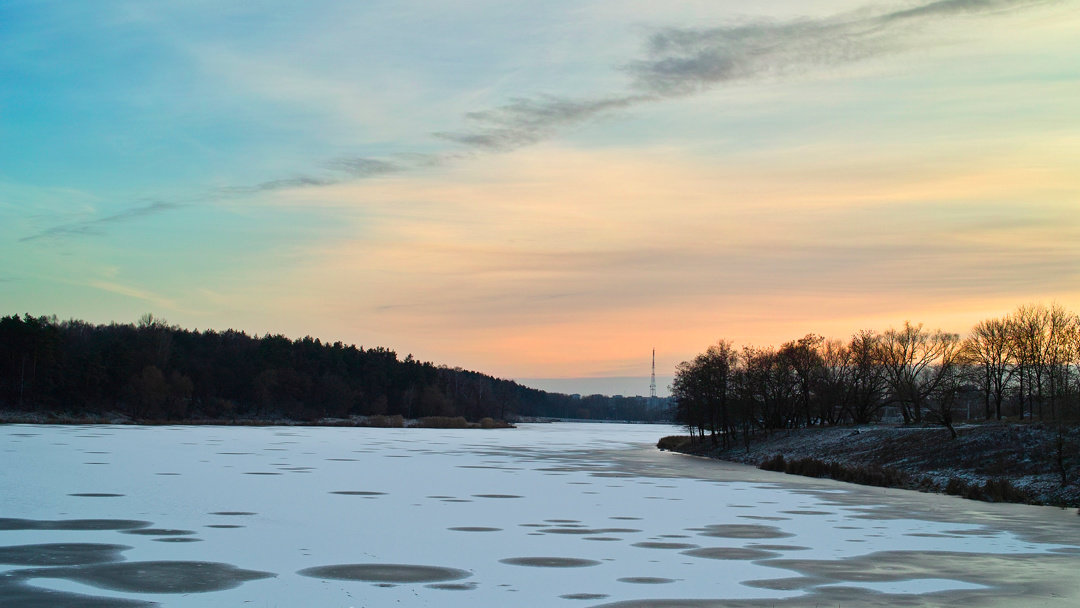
[659,422,1080,509]
[0,410,513,429]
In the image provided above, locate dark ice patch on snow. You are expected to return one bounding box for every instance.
[151,537,202,543]
[632,542,698,550]
[741,576,826,590]
[298,563,471,583]
[210,512,255,516]
[448,527,501,532]
[694,524,793,539]
[541,527,641,535]
[500,557,601,568]
[471,494,521,499]
[121,529,195,537]
[0,577,154,608]
[562,593,609,600]
[330,491,385,496]
[944,529,999,537]
[8,560,274,593]
[68,494,124,498]
[205,524,244,529]
[681,547,780,560]
[0,518,150,531]
[748,544,811,551]
[1049,547,1080,555]
[618,577,675,584]
[0,543,130,566]
[425,581,479,590]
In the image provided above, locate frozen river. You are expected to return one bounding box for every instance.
[2,422,1079,607]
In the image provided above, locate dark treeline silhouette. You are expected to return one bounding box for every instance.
[0,313,670,423]
[674,303,1080,446]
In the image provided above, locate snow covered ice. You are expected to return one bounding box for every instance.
[2,423,1078,607]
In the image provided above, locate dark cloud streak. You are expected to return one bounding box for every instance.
[629,0,1053,96]
[323,156,402,177]
[434,94,650,151]
[20,201,185,242]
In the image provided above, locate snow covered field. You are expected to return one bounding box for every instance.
[2,422,1079,607]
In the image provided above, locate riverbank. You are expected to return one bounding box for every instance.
[659,422,1080,508]
[0,409,513,429]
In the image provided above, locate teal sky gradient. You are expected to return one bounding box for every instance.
[3,0,1078,394]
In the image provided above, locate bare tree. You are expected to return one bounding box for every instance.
[845,330,886,424]
[814,338,851,425]
[1009,303,1059,420]
[924,334,966,439]
[965,316,1015,420]
[778,334,824,427]
[1045,304,1077,421]
[672,341,738,444]
[877,322,961,427]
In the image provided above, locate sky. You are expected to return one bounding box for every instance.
[2,0,1078,397]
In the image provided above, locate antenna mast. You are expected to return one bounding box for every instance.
[649,348,657,404]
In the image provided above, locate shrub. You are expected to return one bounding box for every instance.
[759,455,916,490]
[657,436,695,451]
[945,477,970,497]
[983,478,1030,503]
[416,416,469,429]
[367,414,405,428]
[760,454,786,472]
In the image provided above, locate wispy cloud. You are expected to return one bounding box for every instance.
[322,156,403,177]
[86,279,177,309]
[441,0,1054,146]
[19,0,1055,242]
[218,156,404,195]
[628,0,1053,96]
[22,157,405,241]
[20,201,185,242]
[434,94,650,152]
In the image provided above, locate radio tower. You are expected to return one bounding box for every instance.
[649,348,657,407]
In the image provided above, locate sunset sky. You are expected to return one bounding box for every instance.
[3,0,1078,396]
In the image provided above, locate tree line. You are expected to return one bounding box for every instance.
[0,314,669,423]
[673,303,1080,445]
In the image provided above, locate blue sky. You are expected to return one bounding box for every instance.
[3,0,1078,395]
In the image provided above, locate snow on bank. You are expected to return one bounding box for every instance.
[664,422,1080,507]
